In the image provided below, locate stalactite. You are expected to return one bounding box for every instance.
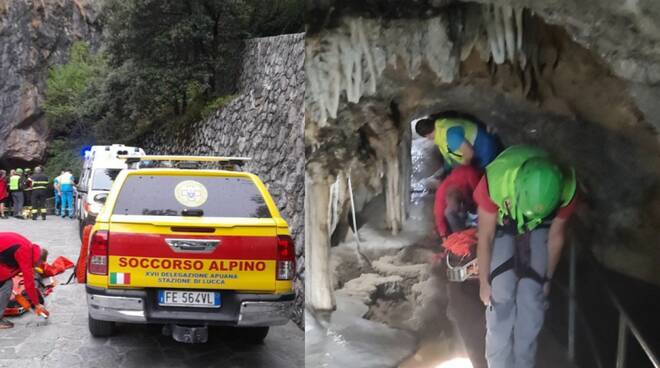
[328,171,348,236]
[356,18,378,95]
[305,5,530,125]
[327,39,341,119]
[503,5,516,63]
[424,16,457,83]
[306,16,460,125]
[494,5,507,63]
[339,36,358,103]
[515,7,526,68]
[385,159,403,235]
[484,5,501,63]
[481,4,528,66]
[459,4,484,62]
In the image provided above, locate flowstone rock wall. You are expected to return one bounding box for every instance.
[0,0,101,167]
[141,33,305,327]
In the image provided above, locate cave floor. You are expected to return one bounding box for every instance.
[318,244,580,368]
[305,295,418,368]
[316,188,580,367]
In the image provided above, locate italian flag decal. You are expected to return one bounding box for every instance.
[110,272,131,285]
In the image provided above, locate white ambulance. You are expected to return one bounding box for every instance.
[76,145,145,236]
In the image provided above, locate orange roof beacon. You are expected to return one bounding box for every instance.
[85,156,295,343]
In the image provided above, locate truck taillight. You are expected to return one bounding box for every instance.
[88,230,109,275]
[276,235,295,280]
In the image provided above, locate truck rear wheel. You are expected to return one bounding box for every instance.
[88,315,115,337]
[236,327,269,344]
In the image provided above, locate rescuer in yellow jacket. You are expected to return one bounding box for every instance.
[474,145,577,368]
[415,112,500,169]
[8,169,24,219]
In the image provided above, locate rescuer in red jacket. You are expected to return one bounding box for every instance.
[434,165,482,241]
[0,232,49,329]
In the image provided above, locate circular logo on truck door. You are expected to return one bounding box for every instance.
[174,180,208,207]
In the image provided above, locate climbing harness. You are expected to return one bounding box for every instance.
[488,231,548,285]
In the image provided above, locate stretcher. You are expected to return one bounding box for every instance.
[2,256,74,317]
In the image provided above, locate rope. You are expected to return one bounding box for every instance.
[347,173,372,268]
[442,228,478,258]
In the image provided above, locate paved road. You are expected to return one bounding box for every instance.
[0,217,303,368]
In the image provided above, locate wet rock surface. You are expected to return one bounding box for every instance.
[0,217,304,368]
[304,295,417,368]
[0,0,101,167]
[316,188,454,355]
[337,273,405,305]
[142,34,305,327]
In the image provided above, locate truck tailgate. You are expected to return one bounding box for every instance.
[107,217,278,291]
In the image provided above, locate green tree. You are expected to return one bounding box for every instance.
[43,0,303,173]
[244,0,304,36]
[43,42,107,138]
[101,0,303,116]
[43,139,83,180]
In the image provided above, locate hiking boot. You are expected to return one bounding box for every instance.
[0,319,14,329]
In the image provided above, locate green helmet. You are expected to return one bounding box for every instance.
[515,157,562,221]
[25,168,31,172]
[16,168,23,174]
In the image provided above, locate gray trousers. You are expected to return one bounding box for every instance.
[0,279,12,317]
[486,228,549,368]
[11,192,23,217]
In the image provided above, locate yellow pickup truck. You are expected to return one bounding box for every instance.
[84,156,295,343]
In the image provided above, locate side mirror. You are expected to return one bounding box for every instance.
[94,193,108,204]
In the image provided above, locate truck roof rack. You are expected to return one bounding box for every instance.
[117,155,252,170]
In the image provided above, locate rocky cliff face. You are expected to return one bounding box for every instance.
[142,34,305,327]
[0,0,101,168]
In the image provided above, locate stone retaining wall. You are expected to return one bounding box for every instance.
[141,33,305,327]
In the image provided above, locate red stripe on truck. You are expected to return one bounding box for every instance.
[108,233,277,260]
